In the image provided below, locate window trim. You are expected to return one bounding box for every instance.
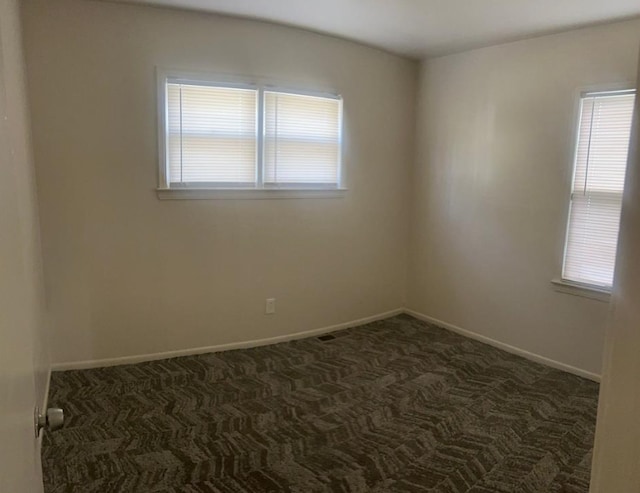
[156,68,346,199]
[554,84,636,299]
[156,188,347,201]
[551,278,611,303]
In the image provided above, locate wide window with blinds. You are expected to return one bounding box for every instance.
[159,75,343,194]
[562,89,636,289]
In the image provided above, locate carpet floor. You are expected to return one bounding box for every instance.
[43,315,599,492]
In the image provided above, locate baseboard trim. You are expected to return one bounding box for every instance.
[52,308,404,371]
[404,309,601,382]
[51,307,602,382]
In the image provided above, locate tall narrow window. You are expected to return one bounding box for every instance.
[562,90,636,289]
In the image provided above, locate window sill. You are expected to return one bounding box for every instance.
[551,279,611,302]
[156,187,348,200]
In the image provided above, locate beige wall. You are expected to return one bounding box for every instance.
[22,0,417,365]
[21,0,638,379]
[408,19,640,376]
[590,47,640,493]
[0,0,49,491]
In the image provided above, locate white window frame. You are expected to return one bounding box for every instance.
[156,68,346,200]
[553,85,636,301]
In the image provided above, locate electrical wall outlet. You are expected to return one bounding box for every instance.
[265,298,276,315]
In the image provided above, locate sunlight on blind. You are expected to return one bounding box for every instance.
[167,83,257,184]
[563,91,635,287]
[264,92,341,186]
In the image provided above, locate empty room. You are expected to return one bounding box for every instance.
[3,0,640,491]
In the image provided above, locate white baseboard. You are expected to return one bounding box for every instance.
[404,309,601,382]
[51,307,601,382]
[52,308,404,371]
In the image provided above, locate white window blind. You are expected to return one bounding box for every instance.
[563,90,636,288]
[166,82,257,185]
[264,91,341,186]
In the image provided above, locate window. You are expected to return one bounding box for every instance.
[562,89,636,290]
[158,74,343,195]
[264,91,341,187]
[166,83,258,186]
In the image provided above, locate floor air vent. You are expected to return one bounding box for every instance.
[317,334,336,342]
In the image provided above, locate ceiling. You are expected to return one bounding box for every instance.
[110,0,640,58]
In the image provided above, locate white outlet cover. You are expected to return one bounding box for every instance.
[265,298,276,314]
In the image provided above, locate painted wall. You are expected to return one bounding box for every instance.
[589,46,640,493]
[408,19,640,376]
[0,0,49,491]
[22,0,417,365]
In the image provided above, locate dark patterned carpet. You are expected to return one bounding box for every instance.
[43,315,599,492]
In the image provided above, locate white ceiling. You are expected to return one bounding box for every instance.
[111,0,640,58]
